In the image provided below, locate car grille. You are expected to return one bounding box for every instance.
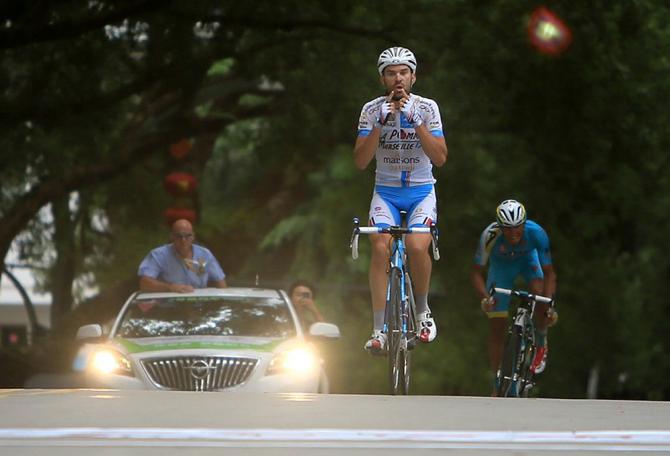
[141,356,258,391]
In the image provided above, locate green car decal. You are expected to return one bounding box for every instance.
[115,338,284,354]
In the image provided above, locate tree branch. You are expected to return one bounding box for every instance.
[204,14,393,42]
[0,77,274,263]
[0,0,170,50]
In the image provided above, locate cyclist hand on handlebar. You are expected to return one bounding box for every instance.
[546,306,559,326]
[480,295,496,313]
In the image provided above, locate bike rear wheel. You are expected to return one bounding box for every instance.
[387,269,411,395]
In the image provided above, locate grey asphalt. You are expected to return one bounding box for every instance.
[1,389,670,455]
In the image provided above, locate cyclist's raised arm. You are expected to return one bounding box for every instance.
[354,99,386,170]
[354,132,381,170]
[413,125,447,167]
[399,95,447,167]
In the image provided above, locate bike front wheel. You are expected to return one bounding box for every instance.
[496,325,523,397]
[389,335,411,395]
[519,327,536,397]
[387,268,411,395]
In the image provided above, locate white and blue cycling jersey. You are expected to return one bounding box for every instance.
[358,94,444,227]
[357,94,445,188]
[474,220,553,316]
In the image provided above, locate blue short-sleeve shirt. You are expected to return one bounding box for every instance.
[138,244,225,288]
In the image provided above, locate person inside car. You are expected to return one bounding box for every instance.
[138,219,227,292]
[288,280,324,331]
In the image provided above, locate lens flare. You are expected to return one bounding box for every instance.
[91,351,119,373]
[267,347,319,376]
[528,6,572,56]
[90,350,132,375]
[282,348,317,374]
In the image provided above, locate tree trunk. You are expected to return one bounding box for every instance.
[49,195,76,330]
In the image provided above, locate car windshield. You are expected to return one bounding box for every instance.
[115,296,296,339]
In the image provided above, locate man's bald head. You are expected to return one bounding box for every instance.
[170,219,195,257]
[172,219,193,234]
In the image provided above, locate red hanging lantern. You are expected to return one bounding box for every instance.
[163,207,197,225]
[164,172,198,196]
[527,6,572,56]
[169,139,193,160]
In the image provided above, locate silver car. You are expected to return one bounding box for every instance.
[73,287,340,393]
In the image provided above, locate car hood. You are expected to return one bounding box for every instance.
[107,336,300,355]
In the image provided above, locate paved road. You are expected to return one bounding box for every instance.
[1,389,670,455]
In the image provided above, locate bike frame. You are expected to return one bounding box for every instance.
[385,228,411,335]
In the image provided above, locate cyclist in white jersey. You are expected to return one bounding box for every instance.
[354,47,448,354]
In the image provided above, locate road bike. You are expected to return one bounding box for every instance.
[490,286,554,397]
[350,216,439,395]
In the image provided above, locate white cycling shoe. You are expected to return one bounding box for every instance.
[418,311,437,343]
[364,330,387,356]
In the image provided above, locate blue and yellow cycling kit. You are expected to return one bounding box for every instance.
[474,220,552,317]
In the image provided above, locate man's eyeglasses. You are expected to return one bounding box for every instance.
[298,291,312,299]
[172,232,194,240]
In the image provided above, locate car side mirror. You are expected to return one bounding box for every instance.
[308,322,340,339]
[76,324,103,341]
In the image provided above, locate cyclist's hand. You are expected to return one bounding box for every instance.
[400,94,423,127]
[546,307,559,326]
[377,101,394,127]
[480,296,496,312]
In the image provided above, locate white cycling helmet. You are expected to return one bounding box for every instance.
[378,47,417,74]
[496,199,527,227]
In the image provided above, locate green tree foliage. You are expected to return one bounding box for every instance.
[1,1,669,398]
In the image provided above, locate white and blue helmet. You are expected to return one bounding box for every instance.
[496,199,527,227]
[378,47,417,74]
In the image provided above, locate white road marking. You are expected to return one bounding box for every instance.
[1,428,670,451]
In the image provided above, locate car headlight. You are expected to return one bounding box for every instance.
[267,347,320,376]
[90,349,134,377]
